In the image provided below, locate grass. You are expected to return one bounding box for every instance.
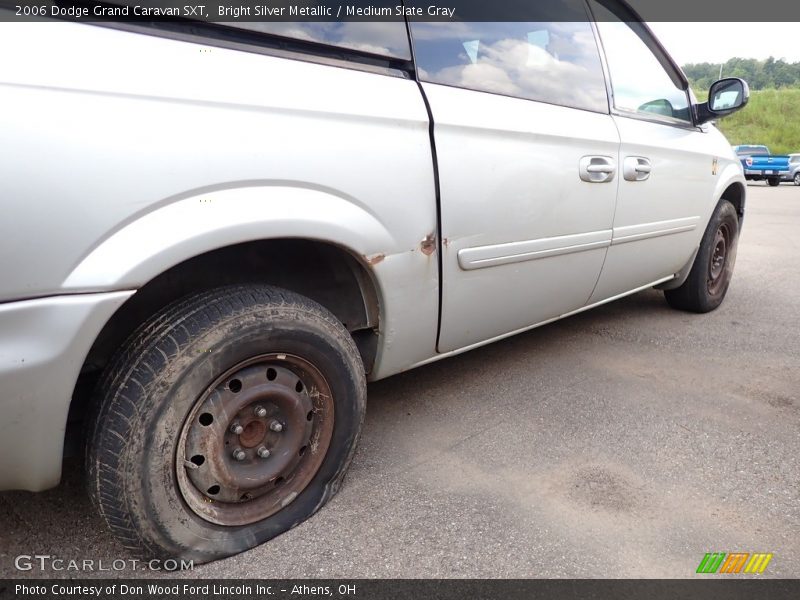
[712,88,800,155]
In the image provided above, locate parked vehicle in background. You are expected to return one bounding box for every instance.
[0,0,749,565]
[733,145,791,186]
[782,153,800,185]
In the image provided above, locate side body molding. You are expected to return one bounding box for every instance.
[457,230,612,271]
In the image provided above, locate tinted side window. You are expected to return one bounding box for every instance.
[590,1,691,123]
[736,145,769,156]
[409,1,608,113]
[219,22,412,60]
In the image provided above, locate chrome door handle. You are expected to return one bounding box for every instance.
[623,157,652,181]
[579,156,616,183]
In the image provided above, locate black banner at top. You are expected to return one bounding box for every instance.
[3,0,800,22]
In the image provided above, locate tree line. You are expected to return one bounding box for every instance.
[683,57,800,91]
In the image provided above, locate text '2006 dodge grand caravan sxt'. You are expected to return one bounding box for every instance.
[0,0,749,563]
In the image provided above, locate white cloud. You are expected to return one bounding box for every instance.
[647,22,800,65]
[426,36,607,111]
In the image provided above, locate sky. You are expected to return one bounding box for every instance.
[647,23,800,66]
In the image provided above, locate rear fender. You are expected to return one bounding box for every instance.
[63,185,397,291]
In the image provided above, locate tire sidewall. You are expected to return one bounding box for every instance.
[124,305,364,561]
[696,200,739,311]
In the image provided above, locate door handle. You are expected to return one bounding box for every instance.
[579,156,616,183]
[623,157,652,181]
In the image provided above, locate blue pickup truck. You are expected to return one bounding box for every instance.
[733,145,791,186]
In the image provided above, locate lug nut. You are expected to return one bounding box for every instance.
[257,446,271,459]
[232,448,246,461]
[254,406,267,418]
[230,422,244,435]
[270,420,283,432]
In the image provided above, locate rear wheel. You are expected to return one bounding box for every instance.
[768,177,780,187]
[86,285,366,563]
[794,172,800,186]
[664,200,739,313]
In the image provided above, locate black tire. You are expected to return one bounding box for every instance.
[767,177,780,187]
[664,200,739,313]
[794,173,800,186]
[86,285,366,563]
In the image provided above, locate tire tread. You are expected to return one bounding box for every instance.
[85,285,364,560]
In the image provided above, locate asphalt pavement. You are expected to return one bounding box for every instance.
[1,183,798,579]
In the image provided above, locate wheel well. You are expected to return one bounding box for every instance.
[721,182,745,222]
[66,240,380,455]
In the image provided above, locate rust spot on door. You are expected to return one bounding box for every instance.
[420,232,436,256]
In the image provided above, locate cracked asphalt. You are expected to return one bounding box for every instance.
[1,184,798,579]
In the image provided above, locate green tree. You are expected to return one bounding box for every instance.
[684,57,800,91]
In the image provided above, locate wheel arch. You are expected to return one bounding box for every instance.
[719,180,746,222]
[64,185,395,453]
[78,237,381,379]
[62,184,397,292]
[65,183,395,374]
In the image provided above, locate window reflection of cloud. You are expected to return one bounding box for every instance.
[228,22,407,58]
[413,22,594,46]
[411,22,484,41]
[339,22,409,56]
[425,37,606,111]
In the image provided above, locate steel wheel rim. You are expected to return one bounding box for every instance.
[176,353,334,526]
[707,223,730,295]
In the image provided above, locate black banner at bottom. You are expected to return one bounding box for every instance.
[2,579,800,600]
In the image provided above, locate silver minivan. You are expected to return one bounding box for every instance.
[0,0,748,563]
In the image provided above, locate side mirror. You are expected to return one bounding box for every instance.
[695,77,749,125]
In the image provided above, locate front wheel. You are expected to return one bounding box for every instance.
[794,173,800,186]
[86,285,366,563]
[768,177,780,187]
[664,200,739,313]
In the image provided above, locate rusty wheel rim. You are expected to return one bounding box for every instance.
[176,353,334,526]
[707,223,731,295]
